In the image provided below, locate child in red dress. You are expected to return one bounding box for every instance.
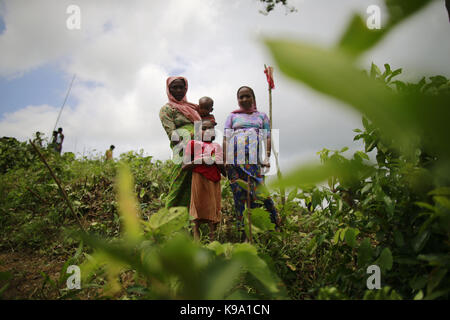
[182,120,224,241]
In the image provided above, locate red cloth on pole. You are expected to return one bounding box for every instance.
[264,66,275,90]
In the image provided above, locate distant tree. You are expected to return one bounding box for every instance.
[258,0,297,15]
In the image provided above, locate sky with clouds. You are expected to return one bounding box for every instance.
[0,0,449,173]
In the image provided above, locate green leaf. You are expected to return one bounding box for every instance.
[265,39,417,151]
[232,244,287,298]
[358,238,373,267]
[354,151,369,161]
[413,290,424,300]
[415,202,436,212]
[428,186,450,196]
[363,286,402,300]
[225,289,254,300]
[377,248,393,271]
[333,229,342,245]
[417,254,450,267]
[424,288,450,300]
[126,285,149,296]
[207,241,232,257]
[204,259,242,300]
[338,15,384,57]
[147,207,189,236]
[409,276,427,291]
[117,164,141,242]
[393,230,405,247]
[427,268,448,295]
[287,188,298,202]
[269,158,372,190]
[339,227,348,242]
[387,68,402,83]
[412,230,430,253]
[236,180,249,191]
[264,38,450,164]
[338,1,433,57]
[344,227,359,248]
[383,64,392,78]
[232,243,258,256]
[370,62,382,78]
[434,196,450,210]
[384,196,394,215]
[268,161,333,189]
[243,207,275,237]
[362,116,371,130]
[306,236,318,254]
[360,183,372,195]
[76,232,146,276]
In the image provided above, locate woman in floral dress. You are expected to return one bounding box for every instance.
[223,86,280,232]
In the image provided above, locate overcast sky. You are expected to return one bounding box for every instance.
[0,0,449,173]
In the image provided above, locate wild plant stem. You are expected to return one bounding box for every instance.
[29,140,85,231]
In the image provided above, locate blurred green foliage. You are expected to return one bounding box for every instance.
[263,0,449,300]
[1,0,449,300]
[76,165,287,299]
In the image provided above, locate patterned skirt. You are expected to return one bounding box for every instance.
[226,164,278,226]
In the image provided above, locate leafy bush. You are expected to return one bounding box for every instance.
[76,165,288,299]
[262,0,450,299]
[1,0,449,300]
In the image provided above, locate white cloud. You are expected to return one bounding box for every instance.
[0,104,59,139]
[0,0,448,171]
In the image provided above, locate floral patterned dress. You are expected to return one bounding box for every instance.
[224,111,278,226]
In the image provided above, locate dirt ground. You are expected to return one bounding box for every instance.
[0,249,146,300]
[0,250,66,299]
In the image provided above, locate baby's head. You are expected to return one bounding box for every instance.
[198,96,214,117]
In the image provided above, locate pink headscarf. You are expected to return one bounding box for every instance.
[166,76,201,122]
[231,103,257,114]
[232,86,258,114]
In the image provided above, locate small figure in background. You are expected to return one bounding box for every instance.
[32,131,43,148]
[54,128,64,154]
[51,130,58,148]
[198,96,216,125]
[105,145,115,161]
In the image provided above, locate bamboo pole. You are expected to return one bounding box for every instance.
[264,65,286,208]
[29,140,85,231]
[52,74,76,134]
[269,86,273,129]
[246,175,253,244]
[25,185,48,205]
[12,181,48,206]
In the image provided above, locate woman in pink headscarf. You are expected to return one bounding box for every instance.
[159,77,201,208]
